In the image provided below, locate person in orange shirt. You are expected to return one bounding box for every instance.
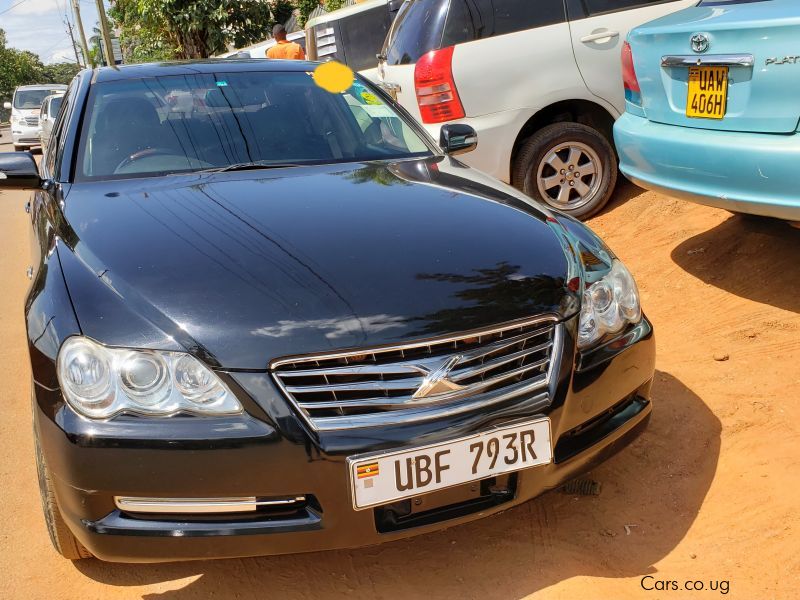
[266,24,305,60]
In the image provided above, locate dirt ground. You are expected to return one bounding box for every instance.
[0,133,798,599]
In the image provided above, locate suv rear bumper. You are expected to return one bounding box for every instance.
[615,113,800,220]
[35,319,655,563]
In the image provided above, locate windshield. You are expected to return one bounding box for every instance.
[76,71,433,180]
[14,89,64,109]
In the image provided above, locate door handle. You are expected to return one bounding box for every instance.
[580,30,620,44]
[24,201,30,214]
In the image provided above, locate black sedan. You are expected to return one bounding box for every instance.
[0,60,654,562]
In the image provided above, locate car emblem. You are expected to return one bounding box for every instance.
[412,355,465,400]
[691,33,710,54]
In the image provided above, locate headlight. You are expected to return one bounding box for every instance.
[57,337,242,419]
[577,259,641,349]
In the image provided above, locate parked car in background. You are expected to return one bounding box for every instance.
[615,0,800,223]
[39,93,65,152]
[218,29,307,59]
[306,0,403,77]
[4,84,68,151]
[0,60,654,562]
[377,0,693,218]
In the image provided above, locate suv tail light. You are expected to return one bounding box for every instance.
[414,46,465,124]
[622,41,642,106]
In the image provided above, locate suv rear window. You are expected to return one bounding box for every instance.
[383,0,565,66]
[383,0,451,65]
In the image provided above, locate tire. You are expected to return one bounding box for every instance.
[512,122,617,220]
[34,429,92,560]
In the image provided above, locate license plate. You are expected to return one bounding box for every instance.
[686,66,728,120]
[348,418,552,510]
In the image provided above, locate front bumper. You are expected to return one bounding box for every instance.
[35,317,655,562]
[11,124,41,147]
[614,113,800,221]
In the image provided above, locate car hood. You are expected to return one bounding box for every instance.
[59,157,579,369]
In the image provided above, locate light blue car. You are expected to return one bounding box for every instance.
[614,0,800,222]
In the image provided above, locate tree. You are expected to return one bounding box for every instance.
[109,0,178,63]
[297,0,346,27]
[112,0,277,60]
[41,62,81,84]
[296,0,320,26]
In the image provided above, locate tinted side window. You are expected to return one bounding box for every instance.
[441,0,477,47]
[51,96,63,117]
[46,84,75,179]
[383,0,449,65]
[491,0,566,37]
[584,0,677,16]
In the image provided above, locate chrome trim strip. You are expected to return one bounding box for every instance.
[285,377,424,394]
[661,54,754,68]
[278,363,426,377]
[114,496,306,514]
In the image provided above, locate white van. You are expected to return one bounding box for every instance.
[4,84,68,151]
[377,0,693,218]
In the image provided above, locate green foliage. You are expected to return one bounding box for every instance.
[41,63,81,85]
[112,0,277,60]
[297,0,322,26]
[325,0,347,11]
[109,0,178,63]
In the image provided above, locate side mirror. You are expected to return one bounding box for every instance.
[2,101,11,110]
[0,152,42,189]
[439,124,477,156]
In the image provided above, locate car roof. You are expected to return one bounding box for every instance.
[16,84,68,91]
[92,59,322,83]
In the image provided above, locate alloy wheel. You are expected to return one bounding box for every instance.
[536,141,603,211]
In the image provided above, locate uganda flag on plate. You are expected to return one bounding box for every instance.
[357,462,380,479]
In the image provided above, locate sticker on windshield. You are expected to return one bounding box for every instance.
[216,81,228,87]
[360,91,381,105]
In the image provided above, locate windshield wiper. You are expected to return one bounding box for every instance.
[200,161,307,174]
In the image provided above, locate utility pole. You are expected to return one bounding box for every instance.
[70,0,92,67]
[65,19,82,66]
[94,0,115,66]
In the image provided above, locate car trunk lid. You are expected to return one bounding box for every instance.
[631,1,800,133]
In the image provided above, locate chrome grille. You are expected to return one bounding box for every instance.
[271,317,560,431]
[24,116,39,127]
